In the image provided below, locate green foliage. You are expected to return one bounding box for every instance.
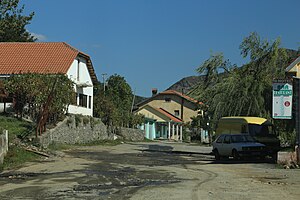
[89,116,100,129]
[93,74,142,128]
[75,114,82,127]
[0,0,35,42]
[4,73,75,133]
[0,114,34,140]
[82,116,89,125]
[190,32,290,129]
[66,118,73,126]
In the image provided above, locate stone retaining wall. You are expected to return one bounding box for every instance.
[119,127,144,141]
[0,130,8,164]
[39,115,145,148]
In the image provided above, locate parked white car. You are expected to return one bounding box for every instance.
[212,134,266,160]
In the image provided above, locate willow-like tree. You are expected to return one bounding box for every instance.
[190,32,288,129]
[0,0,35,42]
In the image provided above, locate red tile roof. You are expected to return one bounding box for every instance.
[0,42,97,83]
[140,104,183,123]
[155,107,183,123]
[159,90,202,105]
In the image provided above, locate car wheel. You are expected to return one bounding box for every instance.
[213,149,220,160]
[221,155,229,159]
[232,149,240,160]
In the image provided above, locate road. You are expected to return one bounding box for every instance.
[0,141,299,200]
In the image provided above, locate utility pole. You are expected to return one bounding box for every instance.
[131,88,136,113]
[101,73,107,93]
[293,77,300,164]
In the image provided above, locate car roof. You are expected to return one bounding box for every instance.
[220,117,271,125]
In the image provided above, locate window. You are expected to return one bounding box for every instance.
[241,125,247,133]
[174,110,180,116]
[88,96,91,109]
[216,135,225,143]
[78,93,87,107]
[165,97,171,102]
[224,135,231,144]
[248,124,273,136]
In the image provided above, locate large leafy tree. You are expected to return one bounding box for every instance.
[4,73,75,136]
[93,74,143,128]
[190,32,288,129]
[0,0,35,42]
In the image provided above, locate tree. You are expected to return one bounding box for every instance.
[190,32,289,130]
[0,0,35,42]
[4,73,75,136]
[93,74,143,128]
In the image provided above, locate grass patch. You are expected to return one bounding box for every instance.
[0,145,39,171]
[0,114,34,140]
[0,114,37,171]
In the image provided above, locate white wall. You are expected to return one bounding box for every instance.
[0,103,13,113]
[0,56,95,116]
[66,56,94,116]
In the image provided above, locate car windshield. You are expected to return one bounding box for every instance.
[248,124,273,136]
[231,135,256,143]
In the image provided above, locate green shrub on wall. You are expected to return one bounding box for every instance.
[75,115,82,127]
[82,116,89,126]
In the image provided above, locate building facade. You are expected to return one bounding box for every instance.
[135,90,202,140]
[0,42,97,116]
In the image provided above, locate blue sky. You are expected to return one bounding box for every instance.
[22,0,300,97]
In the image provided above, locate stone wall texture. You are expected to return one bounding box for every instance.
[39,115,145,148]
[119,127,145,141]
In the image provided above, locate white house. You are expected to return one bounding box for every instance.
[0,42,98,116]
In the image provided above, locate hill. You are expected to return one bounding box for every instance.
[166,76,203,94]
[166,49,299,95]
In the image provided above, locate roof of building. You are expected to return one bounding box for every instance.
[285,55,300,72]
[136,89,202,107]
[136,104,183,123]
[0,42,98,84]
[160,90,202,104]
[154,107,183,123]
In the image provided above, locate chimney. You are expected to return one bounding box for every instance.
[152,88,158,96]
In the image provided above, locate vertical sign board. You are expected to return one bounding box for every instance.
[272,79,293,119]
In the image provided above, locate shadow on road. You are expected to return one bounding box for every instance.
[136,144,276,165]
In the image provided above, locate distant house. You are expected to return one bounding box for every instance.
[0,42,98,116]
[285,56,300,77]
[135,89,202,140]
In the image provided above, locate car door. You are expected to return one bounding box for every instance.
[214,135,225,155]
[222,135,232,156]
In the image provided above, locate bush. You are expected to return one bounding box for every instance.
[75,115,82,127]
[82,116,89,125]
[279,130,296,148]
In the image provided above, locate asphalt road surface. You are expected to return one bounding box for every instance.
[0,142,299,200]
